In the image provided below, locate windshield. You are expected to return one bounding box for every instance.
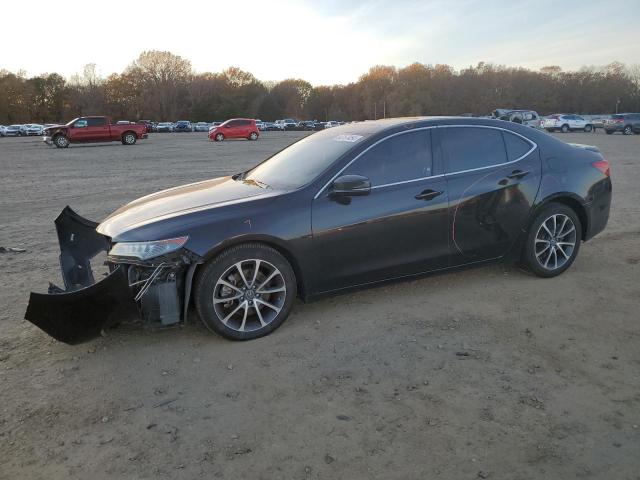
[243,129,369,190]
[65,118,79,126]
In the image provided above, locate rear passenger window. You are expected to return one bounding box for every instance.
[345,130,432,186]
[444,127,507,173]
[87,118,106,127]
[502,131,532,161]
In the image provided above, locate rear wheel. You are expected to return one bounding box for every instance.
[623,125,633,135]
[122,132,137,145]
[215,133,224,142]
[561,124,570,133]
[584,124,592,132]
[522,203,581,278]
[248,132,258,141]
[195,243,297,340]
[53,134,69,148]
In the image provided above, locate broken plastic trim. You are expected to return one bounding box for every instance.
[24,206,138,344]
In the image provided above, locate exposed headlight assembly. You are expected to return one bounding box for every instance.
[108,236,188,260]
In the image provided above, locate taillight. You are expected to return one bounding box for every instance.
[592,160,610,177]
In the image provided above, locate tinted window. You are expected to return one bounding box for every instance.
[245,128,370,190]
[502,131,532,161]
[226,120,240,127]
[444,127,507,173]
[344,130,432,186]
[87,117,106,127]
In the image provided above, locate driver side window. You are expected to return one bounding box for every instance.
[74,119,88,128]
[343,130,433,187]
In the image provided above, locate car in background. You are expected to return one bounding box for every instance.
[295,120,317,131]
[43,116,147,148]
[116,120,135,125]
[208,118,259,141]
[255,121,265,130]
[587,115,611,130]
[324,120,341,128]
[279,119,297,130]
[156,122,174,133]
[4,125,23,136]
[491,109,541,129]
[194,122,209,132]
[174,120,193,132]
[137,120,155,133]
[542,114,593,133]
[0,125,6,136]
[21,124,44,136]
[604,113,640,135]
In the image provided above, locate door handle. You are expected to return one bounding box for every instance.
[506,170,530,180]
[415,189,443,201]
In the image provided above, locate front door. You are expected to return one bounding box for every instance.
[311,128,450,293]
[441,125,541,265]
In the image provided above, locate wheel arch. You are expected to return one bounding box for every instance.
[530,193,588,240]
[197,235,307,299]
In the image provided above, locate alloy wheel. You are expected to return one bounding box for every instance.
[212,259,286,332]
[534,214,577,270]
[124,133,135,144]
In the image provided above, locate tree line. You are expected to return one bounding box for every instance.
[1,51,639,124]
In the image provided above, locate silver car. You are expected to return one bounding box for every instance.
[4,125,23,136]
[23,124,44,136]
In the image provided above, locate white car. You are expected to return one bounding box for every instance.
[324,121,341,128]
[542,114,593,133]
[22,124,44,135]
[255,121,265,130]
[4,125,23,136]
[0,125,6,137]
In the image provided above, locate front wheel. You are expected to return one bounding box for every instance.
[122,132,137,145]
[584,124,593,132]
[214,133,224,142]
[522,203,581,278]
[53,134,69,148]
[623,125,633,135]
[248,132,258,141]
[561,124,570,133]
[194,243,297,340]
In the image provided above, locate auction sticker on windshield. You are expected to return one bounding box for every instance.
[333,134,363,142]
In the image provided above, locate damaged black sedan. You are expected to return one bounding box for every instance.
[26,117,612,344]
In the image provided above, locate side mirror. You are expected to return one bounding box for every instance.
[330,174,371,197]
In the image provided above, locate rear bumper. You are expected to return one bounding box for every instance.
[584,177,612,241]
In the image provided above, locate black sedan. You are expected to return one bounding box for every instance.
[26,117,612,344]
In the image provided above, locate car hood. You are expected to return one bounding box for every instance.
[97,176,280,238]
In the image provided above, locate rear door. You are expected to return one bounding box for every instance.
[441,125,541,265]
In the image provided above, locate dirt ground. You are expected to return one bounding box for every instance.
[0,129,639,480]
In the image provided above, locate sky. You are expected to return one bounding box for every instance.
[2,0,638,85]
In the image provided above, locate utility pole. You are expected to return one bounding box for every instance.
[615,98,620,114]
[374,102,377,120]
[383,100,386,119]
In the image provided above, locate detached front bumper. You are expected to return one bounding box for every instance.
[24,207,199,344]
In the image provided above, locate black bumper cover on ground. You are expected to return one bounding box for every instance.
[24,207,138,344]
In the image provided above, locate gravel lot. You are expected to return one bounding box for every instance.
[1,130,639,480]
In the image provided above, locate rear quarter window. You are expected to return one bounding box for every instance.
[502,131,533,161]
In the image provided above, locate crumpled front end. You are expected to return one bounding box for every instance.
[25,207,199,344]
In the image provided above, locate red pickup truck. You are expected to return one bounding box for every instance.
[44,116,148,148]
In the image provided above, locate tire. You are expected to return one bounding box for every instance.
[605,130,614,135]
[248,132,258,141]
[623,125,633,135]
[584,124,592,132]
[194,243,297,340]
[53,134,69,148]
[522,203,582,278]
[215,133,224,142]
[561,124,570,133]
[122,132,137,145]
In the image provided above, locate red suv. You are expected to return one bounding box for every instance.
[209,118,259,142]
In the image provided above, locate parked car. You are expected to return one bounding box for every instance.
[264,122,284,131]
[194,122,209,132]
[542,114,593,133]
[255,121,265,130]
[21,124,45,136]
[4,125,23,136]
[174,120,193,132]
[324,120,341,128]
[25,117,612,344]
[116,120,134,125]
[208,119,259,141]
[156,122,174,133]
[491,109,541,129]
[280,118,297,130]
[604,113,640,135]
[587,115,611,130]
[0,125,6,136]
[137,120,154,133]
[43,116,148,148]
